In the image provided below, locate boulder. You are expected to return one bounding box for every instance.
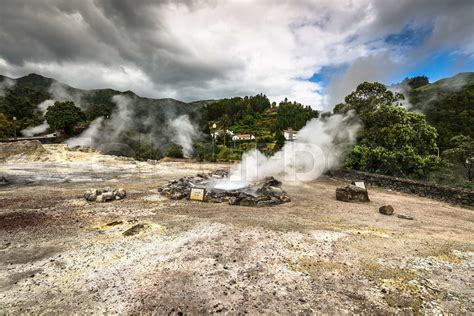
[96,194,104,203]
[336,185,370,202]
[335,188,350,202]
[379,205,394,215]
[228,197,241,205]
[0,176,9,186]
[101,192,115,202]
[257,197,281,207]
[115,188,127,199]
[240,197,257,207]
[84,190,97,202]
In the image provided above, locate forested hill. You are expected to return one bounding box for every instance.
[0,73,210,129]
[407,72,474,151]
[0,73,318,161]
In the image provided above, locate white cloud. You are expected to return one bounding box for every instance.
[0,0,472,110]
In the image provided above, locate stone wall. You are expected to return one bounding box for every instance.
[330,169,474,207]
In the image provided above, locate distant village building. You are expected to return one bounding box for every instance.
[283,128,297,141]
[232,134,256,141]
[212,129,234,139]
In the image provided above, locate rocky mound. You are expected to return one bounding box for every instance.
[158,170,291,207]
[0,140,49,160]
[84,188,127,202]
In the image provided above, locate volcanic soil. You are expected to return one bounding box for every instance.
[0,146,473,314]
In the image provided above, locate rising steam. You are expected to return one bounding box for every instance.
[168,115,201,157]
[66,94,202,157]
[66,117,103,147]
[224,112,360,185]
[20,121,50,137]
[0,78,15,97]
[18,84,76,137]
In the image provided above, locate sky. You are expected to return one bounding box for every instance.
[0,0,473,110]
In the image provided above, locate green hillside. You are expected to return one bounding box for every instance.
[0,73,317,161]
[408,72,474,150]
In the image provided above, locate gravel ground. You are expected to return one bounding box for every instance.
[0,156,473,314]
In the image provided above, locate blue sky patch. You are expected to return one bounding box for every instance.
[390,51,474,84]
[309,64,347,86]
[385,24,433,47]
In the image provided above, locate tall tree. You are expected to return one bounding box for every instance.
[45,101,86,135]
[337,82,404,116]
[442,135,474,181]
[0,113,12,138]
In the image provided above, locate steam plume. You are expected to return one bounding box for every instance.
[227,112,360,184]
[66,117,103,147]
[49,82,84,108]
[20,121,50,137]
[66,94,202,156]
[167,115,201,157]
[0,78,15,96]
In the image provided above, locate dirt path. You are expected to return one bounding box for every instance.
[0,161,473,314]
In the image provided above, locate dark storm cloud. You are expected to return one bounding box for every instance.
[0,0,236,89]
[0,0,472,104]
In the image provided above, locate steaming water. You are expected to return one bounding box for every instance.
[212,179,248,191]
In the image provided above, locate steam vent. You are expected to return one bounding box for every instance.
[158,170,291,207]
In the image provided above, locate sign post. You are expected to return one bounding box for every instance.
[189,188,206,201]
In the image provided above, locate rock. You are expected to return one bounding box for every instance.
[228,197,241,205]
[397,214,414,220]
[115,188,127,199]
[0,176,9,186]
[158,171,290,207]
[101,192,115,202]
[85,188,126,202]
[257,197,281,207]
[335,188,350,202]
[262,177,282,187]
[123,224,147,236]
[106,220,123,226]
[379,205,394,215]
[240,198,257,207]
[336,185,370,202]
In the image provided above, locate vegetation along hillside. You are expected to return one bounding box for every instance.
[0,72,472,188]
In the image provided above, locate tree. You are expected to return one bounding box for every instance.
[85,103,112,121]
[274,131,286,151]
[275,100,319,131]
[442,135,474,181]
[345,105,440,178]
[0,113,12,138]
[342,82,404,116]
[44,101,86,135]
[406,76,429,89]
[164,142,184,158]
[219,114,231,147]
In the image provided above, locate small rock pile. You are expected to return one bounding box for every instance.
[158,170,291,207]
[84,188,127,202]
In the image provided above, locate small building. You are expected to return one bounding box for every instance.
[232,134,255,141]
[283,128,297,141]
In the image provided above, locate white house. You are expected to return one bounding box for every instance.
[232,134,255,141]
[283,128,297,141]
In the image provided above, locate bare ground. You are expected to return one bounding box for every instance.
[0,157,473,314]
